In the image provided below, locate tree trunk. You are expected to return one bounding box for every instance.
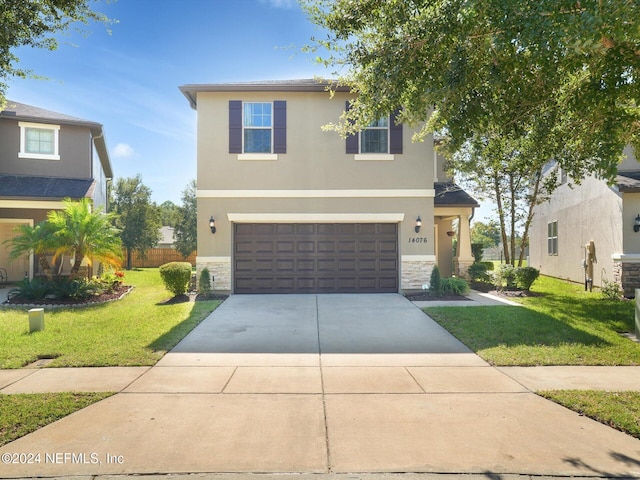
[493,172,510,265]
[518,169,543,267]
[509,174,517,266]
[126,248,132,270]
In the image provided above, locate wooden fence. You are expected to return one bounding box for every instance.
[125,248,196,268]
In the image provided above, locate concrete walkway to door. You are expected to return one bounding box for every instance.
[1,294,640,478]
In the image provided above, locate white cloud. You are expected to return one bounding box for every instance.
[112,143,135,158]
[260,0,297,9]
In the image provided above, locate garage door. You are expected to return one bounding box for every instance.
[234,223,399,293]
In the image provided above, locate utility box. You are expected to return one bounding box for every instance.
[29,308,44,333]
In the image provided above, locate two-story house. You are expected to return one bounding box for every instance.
[530,146,640,297]
[180,79,478,294]
[0,100,113,282]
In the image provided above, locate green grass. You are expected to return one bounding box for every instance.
[0,269,222,368]
[0,392,113,446]
[425,275,640,365]
[540,390,640,439]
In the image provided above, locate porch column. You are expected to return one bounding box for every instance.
[454,214,475,279]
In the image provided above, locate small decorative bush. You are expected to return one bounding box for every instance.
[441,277,470,296]
[9,277,51,300]
[494,264,517,290]
[515,267,540,291]
[601,278,622,301]
[198,267,212,298]
[159,262,192,296]
[468,262,491,283]
[471,243,484,263]
[480,261,495,271]
[50,277,103,299]
[429,265,442,297]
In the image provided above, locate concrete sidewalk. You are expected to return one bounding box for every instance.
[1,294,640,478]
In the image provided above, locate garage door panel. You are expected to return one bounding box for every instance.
[234,223,399,294]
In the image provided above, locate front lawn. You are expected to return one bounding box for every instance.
[425,276,640,365]
[0,269,222,368]
[0,393,113,446]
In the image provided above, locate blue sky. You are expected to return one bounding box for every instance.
[7,0,330,205]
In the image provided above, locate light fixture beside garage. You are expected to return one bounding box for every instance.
[209,216,216,234]
[415,216,422,233]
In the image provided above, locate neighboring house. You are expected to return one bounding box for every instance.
[529,146,640,296]
[180,79,478,294]
[158,226,176,249]
[0,100,113,281]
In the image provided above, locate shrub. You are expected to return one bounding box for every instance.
[494,264,517,290]
[601,278,622,301]
[50,277,103,299]
[159,262,192,296]
[480,261,495,271]
[198,267,212,298]
[8,277,51,300]
[468,262,491,283]
[441,277,470,296]
[515,266,540,291]
[429,265,442,297]
[471,243,484,263]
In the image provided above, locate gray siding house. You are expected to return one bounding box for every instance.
[0,100,113,281]
[180,79,478,294]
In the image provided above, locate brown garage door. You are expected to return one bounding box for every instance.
[234,223,399,294]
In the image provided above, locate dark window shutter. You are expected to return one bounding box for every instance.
[345,101,359,154]
[273,100,286,154]
[389,108,403,154]
[229,100,242,153]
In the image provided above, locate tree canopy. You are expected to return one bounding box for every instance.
[303,0,640,182]
[0,0,111,108]
[174,180,197,259]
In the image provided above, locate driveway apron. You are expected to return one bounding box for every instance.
[2,294,640,478]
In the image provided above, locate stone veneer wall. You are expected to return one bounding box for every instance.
[613,260,640,298]
[453,258,475,280]
[196,258,232,292]
[401,259,435,291]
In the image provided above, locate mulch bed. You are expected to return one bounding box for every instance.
[404,292,471,302]
[160,292,229,305]
[3,284,133,307]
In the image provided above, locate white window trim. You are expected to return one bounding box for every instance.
[242,101,273,154]
[360,117,390,155]
[18,122,60,160]
[547,220,558,256]
[354,154,395,161]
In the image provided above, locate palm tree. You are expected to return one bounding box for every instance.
[3,221,56,280]
[47,198,123,279]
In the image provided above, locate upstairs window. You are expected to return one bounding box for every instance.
[243,102,272,153]
[361,117,389,153]
[229,100,286,156]
[19,122,60,160]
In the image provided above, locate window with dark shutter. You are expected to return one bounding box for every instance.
[389,109,403,154]
[229,100,242,153]
[273,100,286,154]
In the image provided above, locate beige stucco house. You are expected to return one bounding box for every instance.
[0,101,112,282]
[530,146,640,296]
[180,79,478,294]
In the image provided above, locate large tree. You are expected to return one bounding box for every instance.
[174,180,197,259]
[303,0,639,265]
[110,175,161,270]
[0,0,111,108]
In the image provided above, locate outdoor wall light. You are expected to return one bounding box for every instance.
[634,214,640,233]
[415,216,422,233]
[209,216,216,234]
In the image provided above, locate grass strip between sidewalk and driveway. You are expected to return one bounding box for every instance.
[0,392,114,446]
[424,276,640,366]
[0,268,222,369]
[540,390,640,440]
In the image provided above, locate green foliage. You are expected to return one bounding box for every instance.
[0,1,112,107]
[468,262,491,283]
[198,267,212,298]
[601,279,623,301]
[9,276,105,301]
[159,262,192,296]
[110,175,162,270]
[9,278,51,301]
[480,261,495,271]
[2,222,57,279]
[47,198,122,278]
[429,265,442,297]
[159,200,180,227]
[471,220,501,248]
[514,266,540,291]
[174,179,197,258]
[471,243,484,263]
[440,277,470,296]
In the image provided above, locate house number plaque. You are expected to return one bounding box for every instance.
[408,237,428,243]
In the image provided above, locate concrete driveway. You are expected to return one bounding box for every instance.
[171,293,472,354]
[2,294,640,478]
